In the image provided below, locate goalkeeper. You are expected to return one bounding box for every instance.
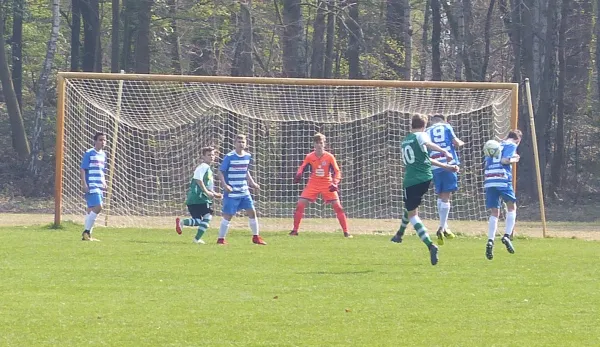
[291,133,351,238]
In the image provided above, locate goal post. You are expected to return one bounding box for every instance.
[54,72,520,229]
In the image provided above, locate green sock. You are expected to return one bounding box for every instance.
[183,218,200,227]
[194,217,211,240]
[397,210,409,237]
[411,216,433,247]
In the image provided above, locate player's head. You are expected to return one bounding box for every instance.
[430,114,445,124]
[93,132,106,150]
[411,115,428,130]
[313,133,326,152]
[507,129,523,144]
[234,134,247,152]
[201,146,216,163]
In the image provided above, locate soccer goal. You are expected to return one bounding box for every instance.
[54,73,518,229]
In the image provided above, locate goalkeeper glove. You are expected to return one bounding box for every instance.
[293,174,302,184]
[329,184,338,192]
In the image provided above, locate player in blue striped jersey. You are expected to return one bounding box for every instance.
[217,134,267,245]
[426,114,464,245]
[79,132,107,241]
[483,129,522,260]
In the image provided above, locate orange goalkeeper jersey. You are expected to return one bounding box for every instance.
[296,151,341,186]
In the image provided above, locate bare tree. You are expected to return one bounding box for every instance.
[231,0,254,77]
[0,9,30,158]
[386,0,412,80]
[282,0,306,77]
[111,0,120,73]
[12,0,23,109]
[344,0,362,79]
[431,0,442,80]
[135,0,153,73]
[324,0,336,78]
[71,0,81,71]
[81,0,101,72]
[310,0,327,78]
[166,0,182,74]
[30,0,61,174]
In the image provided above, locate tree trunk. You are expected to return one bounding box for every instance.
[166,0,182,74]
[386,0,412,80]
[310,0,327,78]
[12,0,23,109]
[120,0,136,72]
[135,0,152,73]
[0,11,30,158]
[419,0,430,80]
[454,0,463,80]
[30,0,61,174]
[596,0,600,103]
[111,0,120,73]
[431,0,442,80]
[71,0,81,71]
[231,0,254,77]
[282,0,306,77]
[345,1,362,79]
[324,0,336,78]
[481,0,496,80]
[550,0,569,194]
[81,0,100,72]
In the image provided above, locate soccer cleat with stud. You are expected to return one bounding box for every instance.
[193,238,206,244]
[501,235,515,254]
[289,230,299,236]
[217,238,228,245]
[486,241,494,260]
[252,235,267,245]
[390,232,403,243]
[428,244,439,265]
[343,232,353,238]
[443,229,456,239]
[82,230,91,241]
[175,218,183,235]
[436,228,445,245]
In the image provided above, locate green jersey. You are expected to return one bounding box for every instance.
[186,163,214,205]
[401,131,433,187]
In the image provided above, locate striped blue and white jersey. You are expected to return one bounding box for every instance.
[426,123,460,171]
[484,140,518,189]
[220,151,252,199]
[81,148,107,195]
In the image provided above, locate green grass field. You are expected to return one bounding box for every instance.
[1,222,599,346]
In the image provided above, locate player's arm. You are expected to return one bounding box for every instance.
[80,152,90,193]
[499,143,519,165]
[431,158,460,173]
[294,155,311,183]
[246,171,259,189]
[194,166,218,198]
[448,127,465,148]
[218,156,233,193]
[328,155,342,192]
[424,142,453,161]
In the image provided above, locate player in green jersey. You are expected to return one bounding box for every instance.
[176,146,223,244]
[391,115,460,265]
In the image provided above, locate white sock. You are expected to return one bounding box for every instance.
[439,201,450,229]
[84,211,98,231]
[488,216,498,241]
[218,219,230,239]
[505,211,516,236]
[249,218,259,236]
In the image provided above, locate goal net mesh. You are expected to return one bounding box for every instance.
[59,77,513,228]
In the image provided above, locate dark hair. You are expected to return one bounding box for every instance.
[94,132,106,141]
[201,146,215,156]
[507,129,523,140]
[411,115,427,129]
[431,114,446,122]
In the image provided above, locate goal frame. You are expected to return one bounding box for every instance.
[53,72,521,228]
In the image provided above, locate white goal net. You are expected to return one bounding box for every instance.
[57,75,514,228]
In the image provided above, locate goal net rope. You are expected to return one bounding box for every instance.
[57,75,513,228]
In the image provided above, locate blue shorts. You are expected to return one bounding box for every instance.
[485,186,517,209]
[85,193,103,208]
[433,170,458,194]
[222,195,255,215]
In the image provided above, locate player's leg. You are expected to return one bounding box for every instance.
[391,208,409,243]
[218,198,239,244]
[500,190,517,254]
[176,205,201,235]
[406,181,438,265]
[83,194,103,241]
[322,189,350,237]
[437,171,458,243]
[432,172,446,244]
[485,188,502,260]
[193,204,213,244]
[241,196,266,245]
[292,186,319,235]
